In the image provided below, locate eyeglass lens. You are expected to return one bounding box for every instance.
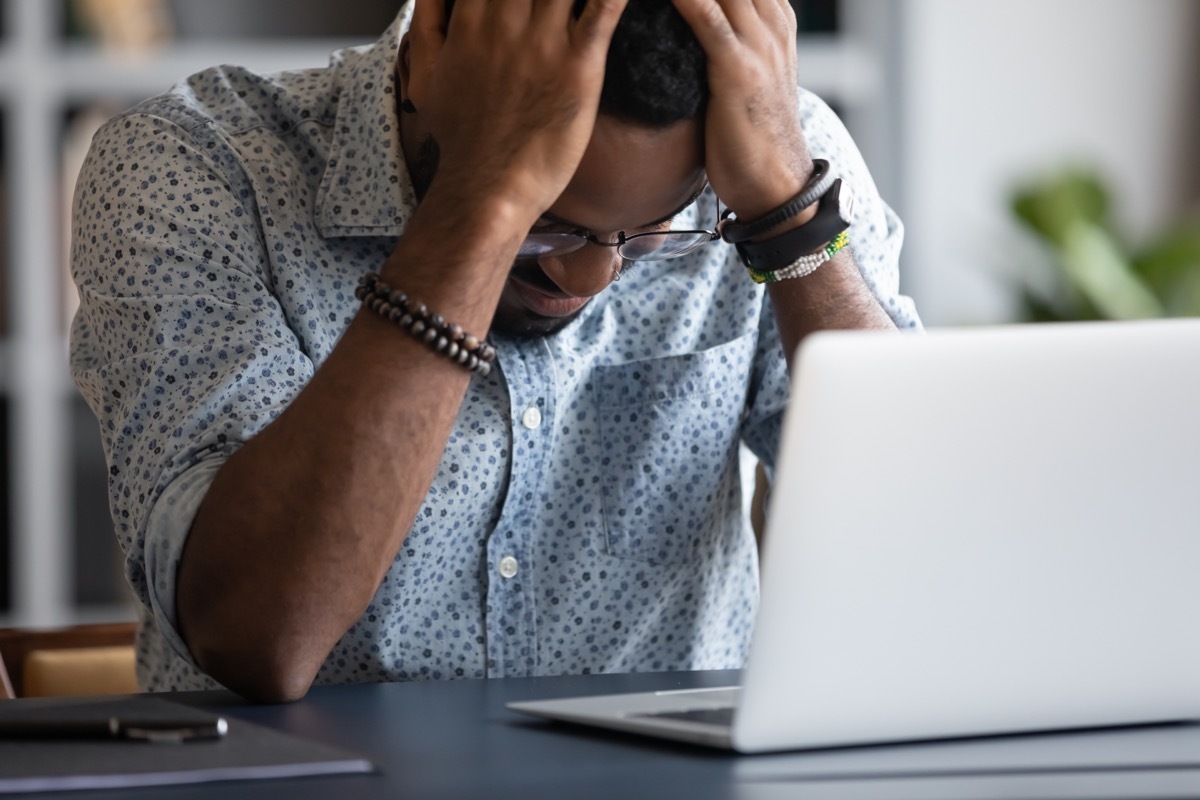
[517,231,714,262]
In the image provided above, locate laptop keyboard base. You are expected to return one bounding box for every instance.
[631,706,735,727]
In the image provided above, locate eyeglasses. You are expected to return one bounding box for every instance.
[517,211,721,263]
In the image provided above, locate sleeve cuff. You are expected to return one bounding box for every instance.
[141,454,229,672]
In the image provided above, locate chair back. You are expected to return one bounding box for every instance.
[0,622,138,699]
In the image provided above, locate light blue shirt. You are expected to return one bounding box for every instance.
[70,4,920,691]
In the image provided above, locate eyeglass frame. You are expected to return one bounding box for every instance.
[517,197,724,263]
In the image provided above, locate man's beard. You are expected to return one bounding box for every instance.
[494,259,595,339]
[407,135,588,340]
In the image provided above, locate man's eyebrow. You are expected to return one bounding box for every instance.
[539,183,709,232]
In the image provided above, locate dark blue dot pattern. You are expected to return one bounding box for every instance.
[68,5,921,692]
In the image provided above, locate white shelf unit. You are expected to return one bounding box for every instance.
[0,0,888,627]
[0,0,373,627]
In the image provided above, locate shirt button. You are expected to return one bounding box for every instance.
[498,556,519,579]
[521,406,542,430]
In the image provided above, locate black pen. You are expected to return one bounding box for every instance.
[0,717,228,743]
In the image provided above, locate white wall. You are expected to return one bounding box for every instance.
[885,0,1200,325]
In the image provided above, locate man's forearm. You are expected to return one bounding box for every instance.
[178,0,630,703]
[177,192,521,703]
[766,251,896,369]
[743,185,897,365]
[667,0,896,366]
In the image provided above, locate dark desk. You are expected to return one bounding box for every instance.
[16,670,1200,799]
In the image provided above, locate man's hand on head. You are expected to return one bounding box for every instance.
[405,0,630,230]
[671,0,811,222]
[672,0,896,354]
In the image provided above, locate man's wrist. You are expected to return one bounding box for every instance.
[720,154,814,223]
[730,177,855,273]
[416,179,539,248]
[747,204,820,243]
[719,157,830,248]
[376,184,530,312]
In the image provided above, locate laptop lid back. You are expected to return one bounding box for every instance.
[734,320,1200,752]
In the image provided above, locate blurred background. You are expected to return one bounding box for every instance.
[0,0,1196,627]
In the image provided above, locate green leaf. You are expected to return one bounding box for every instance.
[1060,222,1164,320]
[1012,172,1110,248]
[1131,219,1200,313]
[1162,268,1200,317]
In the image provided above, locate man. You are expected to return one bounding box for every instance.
[71,0,919,702]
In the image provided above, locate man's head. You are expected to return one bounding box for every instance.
[400,1,711,338]
[444,0,708,127]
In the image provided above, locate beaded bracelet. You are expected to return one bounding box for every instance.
[355,272,497,377]
[745,230,850,285]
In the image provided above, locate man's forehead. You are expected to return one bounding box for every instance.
[545,116,706,233]
[540,180,708,233]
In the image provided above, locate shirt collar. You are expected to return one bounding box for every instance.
[314,3,417,238]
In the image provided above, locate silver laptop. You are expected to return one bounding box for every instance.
[507,319,1200,753]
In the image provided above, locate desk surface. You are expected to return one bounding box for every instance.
[12,670,1200,800]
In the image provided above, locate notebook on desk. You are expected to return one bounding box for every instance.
[0,695,373,793]
[508,319,1200,753]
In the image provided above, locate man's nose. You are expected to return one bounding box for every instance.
[537,244,624,298]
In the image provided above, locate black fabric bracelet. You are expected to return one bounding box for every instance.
[733,180,853,271]
[719,159,834,244]
[355,273,497,377]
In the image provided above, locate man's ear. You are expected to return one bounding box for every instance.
[398,25,440,112]
[396,33,414,107]
[400,0,454,113]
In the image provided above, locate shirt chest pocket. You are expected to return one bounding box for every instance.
[591,332,757,565]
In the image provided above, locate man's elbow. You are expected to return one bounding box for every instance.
[177,563,330,702]
[232,670,314,705]
[191,635,321,703]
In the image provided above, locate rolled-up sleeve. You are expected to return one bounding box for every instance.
[69,111,314,667]
[740,88,921,478]
[799,86,920,331]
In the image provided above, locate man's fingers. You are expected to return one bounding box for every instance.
[407,0,451,108]
[710,0,764,34]
[571,0,631,52]
[675,0,793,46]
[671,0,738,52]
[410,0,448,44]
[752,0,796,29]
[753,0,797,37]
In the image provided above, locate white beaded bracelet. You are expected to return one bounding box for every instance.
[746,231,850,285]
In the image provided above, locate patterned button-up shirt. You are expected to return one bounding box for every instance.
[70,3,920,691]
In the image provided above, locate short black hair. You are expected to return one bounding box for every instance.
[441,0,707,127]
